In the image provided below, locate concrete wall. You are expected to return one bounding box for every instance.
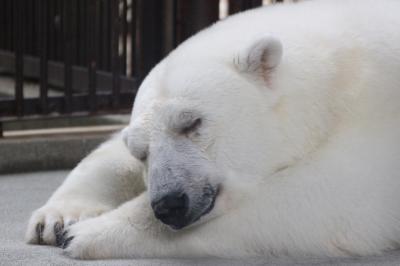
[0,133,108,174]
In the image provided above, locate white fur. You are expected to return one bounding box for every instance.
[26,0,400,259]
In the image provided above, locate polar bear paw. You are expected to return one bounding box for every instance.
[25,201,112,246]
[61,216,123,259]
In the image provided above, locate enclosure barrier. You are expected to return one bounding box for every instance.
[0,0,286,137]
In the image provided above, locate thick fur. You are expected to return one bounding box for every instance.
[26,0,400,259]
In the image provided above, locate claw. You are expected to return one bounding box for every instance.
[54,222,64,247]
[62,236,74,249]
[62,230,69,238]
[36,223,44,245]
[58,230,74,249]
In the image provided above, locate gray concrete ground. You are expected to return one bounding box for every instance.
[2,170,400,265]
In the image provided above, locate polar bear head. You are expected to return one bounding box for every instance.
[123,34,321,230]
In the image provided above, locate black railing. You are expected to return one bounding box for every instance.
[0,0,284,137]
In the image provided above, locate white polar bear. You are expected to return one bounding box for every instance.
[26,0,400,259]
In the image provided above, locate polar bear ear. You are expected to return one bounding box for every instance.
[235,37,283,79]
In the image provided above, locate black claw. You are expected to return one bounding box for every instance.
[62,230,69,238]
[61,236,74,249]
[36,223,44,245]
[56,235,63,247]
[58,229,74,249]
[54,222,64,234]
[55,229,68,248]
[54,223,64,247]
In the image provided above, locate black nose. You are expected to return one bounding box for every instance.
[151,192,189,229]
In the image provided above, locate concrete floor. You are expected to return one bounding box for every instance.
[2,170,400,265]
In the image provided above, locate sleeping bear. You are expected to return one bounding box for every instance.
[26,0,400,259]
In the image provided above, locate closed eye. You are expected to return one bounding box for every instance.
[181,118,202,135]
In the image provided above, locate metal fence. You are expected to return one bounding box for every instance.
[0,0,285,136]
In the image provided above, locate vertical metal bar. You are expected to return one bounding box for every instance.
[48,0,55,60]
[1,1,5,49]
[9,0,14,51]
[30,0,36,55]
[136,0,163,83]
[25,1,31,54]
[55,0,60,60]
[14,0,24,117]
[228,0,241,15]
[162,0,175,55]
[104,0,112,71]
[130,0,136,77]
[76,0,84,66]
[0,1,6,49]
[39,0,49,114]
[82,0,88,65]
[111,0,121,108]
[0,1,3,49]
[95,0,102,70]
[175,0,219,45]
[85,0,89,64]
[76,0,83,65]
[71,0,78,67]
[57,0,63,60]
[63,0,73,113]
[74,0,79,64]
[99,0,107,70]
[0,122,3,138]
[87,0,97,111]
[32,0,38,55]
[228,0,263,15]
[121,0,128,75]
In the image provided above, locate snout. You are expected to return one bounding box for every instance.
[150,184,219,230]
[151,191,189,229]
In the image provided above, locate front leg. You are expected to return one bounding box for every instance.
[62,190,243,259]
[26,132,145,246]
[61,172,384,260]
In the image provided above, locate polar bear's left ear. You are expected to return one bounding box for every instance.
[235,37,283,78]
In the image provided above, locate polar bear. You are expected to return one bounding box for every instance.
[26,0,400,259]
